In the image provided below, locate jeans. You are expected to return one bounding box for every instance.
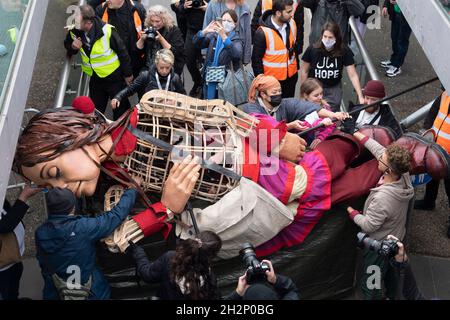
[390,12,412,68]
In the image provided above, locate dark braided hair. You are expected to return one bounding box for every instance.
[170,231,222,300]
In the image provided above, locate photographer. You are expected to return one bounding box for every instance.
[193,9,243,99]
[225,259,299,300]
[128,231,222,300]
[137,5,185,76]
[112,49,185,109]
[348,131,414,300]
[386,235,425,300]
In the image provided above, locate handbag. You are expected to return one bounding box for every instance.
[218,61,254,106]
[0,232,21,268]
[205,65,226,84]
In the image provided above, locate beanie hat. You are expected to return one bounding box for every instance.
[46,187,76,215]
[243,283,279,300]
[363,80,386,99]
[72,96,95,114]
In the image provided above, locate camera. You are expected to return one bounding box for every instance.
[357,233,399,258]
[239,243,270,284]
[144,26,157,40]
[192,0,202,8]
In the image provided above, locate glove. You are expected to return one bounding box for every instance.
[340,117,356,134]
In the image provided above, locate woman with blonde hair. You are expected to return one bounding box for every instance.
[112,49,185,109]
[137,5,185,75]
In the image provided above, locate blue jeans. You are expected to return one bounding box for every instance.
[390,12,412,68]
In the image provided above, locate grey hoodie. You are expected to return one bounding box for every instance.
[353,138,415,241]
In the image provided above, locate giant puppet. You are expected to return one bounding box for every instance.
[15,90,450,259]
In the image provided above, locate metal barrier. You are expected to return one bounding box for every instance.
[54,0,87,108]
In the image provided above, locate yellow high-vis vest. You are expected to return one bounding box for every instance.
[71,24,120,78]
[432,91,450,153]
[260,19,298,81]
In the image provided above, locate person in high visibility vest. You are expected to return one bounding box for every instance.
[415,89,450,238]
[251,0,304,55]
[64,4,133,120]
[93,0,146,77]
[252,0,300,98]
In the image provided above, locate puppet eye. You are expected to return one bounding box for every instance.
[48,167,62,179]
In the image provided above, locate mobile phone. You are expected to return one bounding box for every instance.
[215,17,222,22]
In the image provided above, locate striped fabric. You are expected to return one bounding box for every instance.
[256,150,332,257]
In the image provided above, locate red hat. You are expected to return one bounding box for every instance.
[72,96,95,114]
[363,80,386,99]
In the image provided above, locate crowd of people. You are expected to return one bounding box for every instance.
[1,0,449,302]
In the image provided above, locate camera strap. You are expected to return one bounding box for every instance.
[155,72,171,91]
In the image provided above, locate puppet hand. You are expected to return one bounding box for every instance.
[310,139,321,150]
[161,155,201,213]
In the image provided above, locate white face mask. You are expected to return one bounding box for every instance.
[222,21,235,33]
[322,38,336,50]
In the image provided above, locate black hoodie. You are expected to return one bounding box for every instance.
[251,10,299,77]
[64,16,133,79]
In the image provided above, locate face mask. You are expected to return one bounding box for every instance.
[269,94,282,108]
[322,38,336,50]
[222,21,235,33]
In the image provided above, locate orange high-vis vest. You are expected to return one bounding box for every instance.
[101,2,143,39]
[261,0,299,14]
[432,91,450,153]
[260,19,298,81]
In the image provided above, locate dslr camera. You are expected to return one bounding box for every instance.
[192,0,203,8]
[239,243,270,284]
[144,26,157,40]
[357,232,399,258]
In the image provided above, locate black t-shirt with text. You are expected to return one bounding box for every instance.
[302,46,355,88]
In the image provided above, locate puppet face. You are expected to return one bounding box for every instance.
[21,145,102,198]
[278,132,307,163]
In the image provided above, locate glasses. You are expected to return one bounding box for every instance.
[378,155,393,171]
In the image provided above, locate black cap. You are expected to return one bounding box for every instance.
[45,187,76,215]
[243,283,279,300]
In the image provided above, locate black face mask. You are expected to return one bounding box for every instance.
[269,94,282,108]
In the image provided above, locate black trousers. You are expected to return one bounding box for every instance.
[423,178,450,209]
[184,28,203,88]
[89,71,131,120]
[0,262,23,300]
[280,73,298,98]
[390,12,412,68]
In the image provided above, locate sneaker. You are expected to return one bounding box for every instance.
[413,199,436,211]
[386,66,402,77]
[380,60,392,68]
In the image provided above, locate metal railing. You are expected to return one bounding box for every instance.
[348,16,400,123]
[54,0,87,108]
[349,16,434,130]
